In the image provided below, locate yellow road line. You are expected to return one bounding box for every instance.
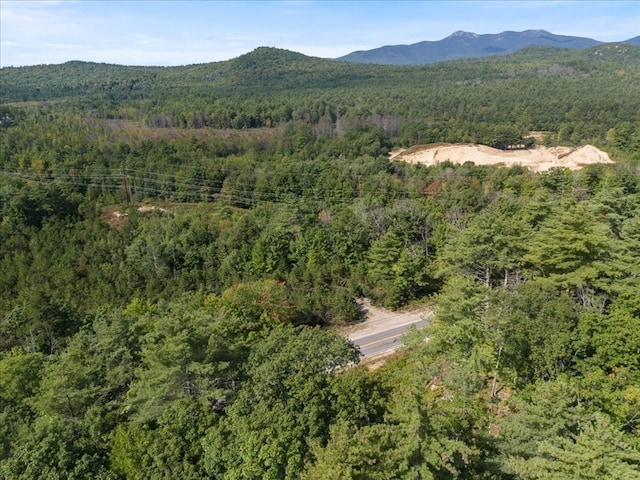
[358,332,404,349]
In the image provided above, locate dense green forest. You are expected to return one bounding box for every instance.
[1,44,640,479]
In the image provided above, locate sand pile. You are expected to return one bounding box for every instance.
[391,144,613,172]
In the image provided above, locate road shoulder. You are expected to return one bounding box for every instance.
[338,298,432,342]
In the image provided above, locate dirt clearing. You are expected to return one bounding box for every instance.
[390,143,613,172]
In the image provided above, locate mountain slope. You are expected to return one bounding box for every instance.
[2,44,639,105]
[625,35,640,45]
[336,29,607,65]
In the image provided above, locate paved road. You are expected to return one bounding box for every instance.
[351,319,429,358]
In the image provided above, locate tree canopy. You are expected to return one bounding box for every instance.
[1,44,639,478]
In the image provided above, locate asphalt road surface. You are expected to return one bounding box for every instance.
[351,319,429,358]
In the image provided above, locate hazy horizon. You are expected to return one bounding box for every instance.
[1,0,638,68]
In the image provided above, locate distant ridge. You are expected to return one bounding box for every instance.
[336,29,637,65]
[625,35,640,45]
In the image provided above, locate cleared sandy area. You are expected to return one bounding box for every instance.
[390,143,613,172]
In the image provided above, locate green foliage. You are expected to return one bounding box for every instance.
[205,279,295,328]
[0,414,111,480]
[525,202,617,308]
[2,183,81,229]
[0,350,46,407]
[499,282,580,382]
[305,420,434,480]
[125,305,217,423]
[203,325,360,479]
[110,399,215,480]
[575,297,640,377]
[0,288,83,354]
[504,411,640,479]
[497,378,584,462]
[439,196,530,288]
[498,379,640,478]
[2,41,640,479]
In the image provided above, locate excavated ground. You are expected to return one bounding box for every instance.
[390,143,613,172]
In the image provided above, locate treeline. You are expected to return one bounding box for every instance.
[2,45,640,153]
[1,44,639,478]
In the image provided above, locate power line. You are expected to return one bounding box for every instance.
[0,163,420,205]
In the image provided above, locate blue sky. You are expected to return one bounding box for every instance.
[1,0,638,67]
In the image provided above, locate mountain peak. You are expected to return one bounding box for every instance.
[231,47,310,68]
[450,30,479,38]
[527,29,552,36]
[337,29,605,65]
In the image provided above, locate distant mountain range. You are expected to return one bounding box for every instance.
[336,30,639,65]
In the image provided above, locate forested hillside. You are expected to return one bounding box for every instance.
[1,45,639,479]
[336,29,604,65]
